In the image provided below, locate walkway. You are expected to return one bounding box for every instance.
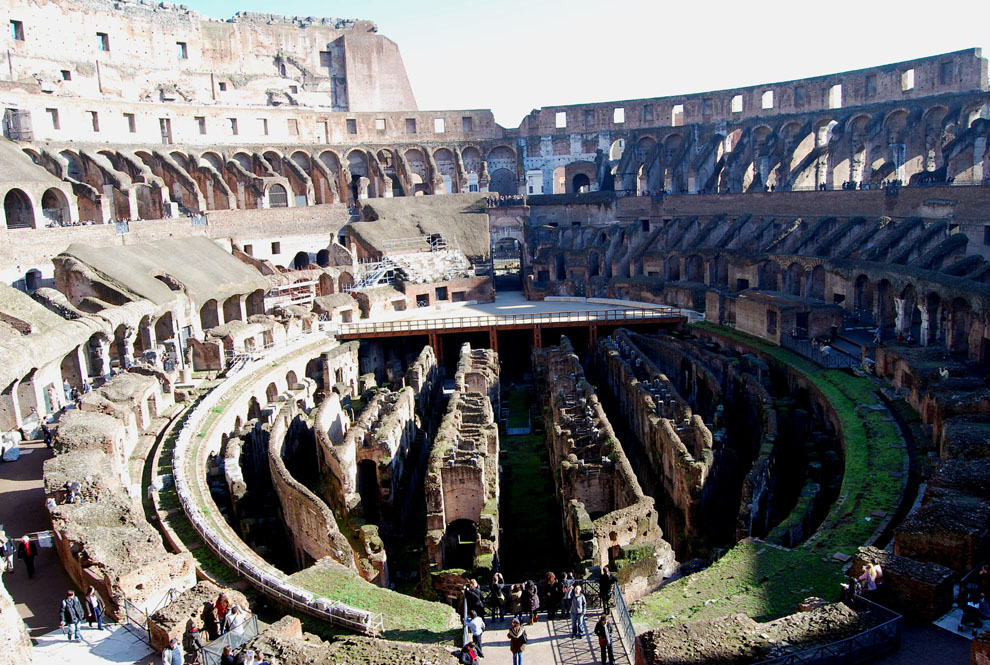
[0,439,73,636]
[478,609,631,665]
[32,624,154,665]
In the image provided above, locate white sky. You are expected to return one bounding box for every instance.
[187,0,990,128]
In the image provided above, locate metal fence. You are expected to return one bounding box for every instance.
[200,614,259,665]
[120,595,151,643]
[753,595,901,665]
[612,584,637,659]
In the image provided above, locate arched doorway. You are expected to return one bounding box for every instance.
[444,519,477,570]
[489,169,518,196]
[572,173,591,193]
[268,184,288,208]
[4,189,34,229]
[357,459,381,523]
[293,251,310,269]
[41,188,68,226]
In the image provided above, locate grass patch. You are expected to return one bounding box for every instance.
[631,323,907,630]
[289,561,458,643]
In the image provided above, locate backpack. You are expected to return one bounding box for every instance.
[491,585,505,605]
[459,646,478,665]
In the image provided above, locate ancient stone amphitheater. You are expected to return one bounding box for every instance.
[1,1,989,664]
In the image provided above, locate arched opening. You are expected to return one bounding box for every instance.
[552,165,566,194]
[808,266,826,300]
[247,396,262,421]
[41,188,69,226]
[444,518,477,570]
[784,262,804,296]
[876,279,896,329]
[60,349,85,393]
[4,188,35,229]
[554,254,566,281]
[489,168,517,196]
[758,261,781,291]
[268,184,288,208]
[305,358,324,393]
[572,173,591,193]
[285,370,298,388]
[665,258,681,281]
[338,272,354,292]
[246,290,265,317]
[292,251,310,269]
[25,269,42,291]
[357,459,381,524]
[318,273,335,296]
[609,139,626,161]
[854,275,875,316]
[200,299,220,330]
[949,297,972,353]
[265,382,279,404]
[588,251,600,278]
[222,295,243,323]
[316,249,330,267]
[492,237,522,291]
[713,256,729,288]
[685,255,704,283]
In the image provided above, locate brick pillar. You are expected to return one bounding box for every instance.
[894,298,910,335]
[972,630,990,665]
[919,304,936,346]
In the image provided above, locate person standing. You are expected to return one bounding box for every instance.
[17,536,36,578]
[594,613,616,665]
[487,573,505,622]
[464,610,485,658]
[84,586,105,630]
[524,580,540,625]
[464,579,485,620]
[214,593,229,634]
[570,584,587,638]
[561,572,575,613]
[599,566,618,610]
[506,618,528,665]
[60,590,85,641]
[201,601,219,641]
[0,530,14,573]
[183,617,205,664]
[163,637,183,665]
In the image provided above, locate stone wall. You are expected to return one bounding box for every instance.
[0,575,33,665]
[850,546,954,621]
[424,343,500,571]
[534,337,675,595]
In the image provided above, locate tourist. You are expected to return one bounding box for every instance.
[183,617,205,663]
[487,572,505,622]
[60,589,85,641]
[201,601,219,641]
[594,614,616,665]
[561,572,575,613]
[872,327,882,345]
[523,580,540,625]
[84,586,105,630]
[509,584,524,622]
[544,571,563,620]
[41,422,53,448]
[163,637,183,665]
[464,610,485,657]
[939,366,950,380]
[821,344,832,360]
[977,564,989,595]
[214,593,230,632]
[458,640,479,665]
[506,618,528,665]
[0,530,13,573]
[219,645,235,665]
[17,535,37,578]
[464,579,485,620]
[906,332,915,344]
[857,563,879,599]
[570,584,587,638]
[598,566,618,610]
[224,604,246,637]
[241,649,258,665]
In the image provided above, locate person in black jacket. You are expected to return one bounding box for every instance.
[594,614,616,665]
[17,536,37,579]
[599,566,618,610]
[60,589,85,641]
[464,579,485,621]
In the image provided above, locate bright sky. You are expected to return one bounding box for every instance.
[185,0,990,128]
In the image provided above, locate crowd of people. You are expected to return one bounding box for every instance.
[485,194,526,207]
[458,567,620,665]
[960,564,990,633]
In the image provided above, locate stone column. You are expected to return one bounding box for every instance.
[894,298,910,335]
[122,327,137,368]
[92,337,111,378]
[919,304,937,347]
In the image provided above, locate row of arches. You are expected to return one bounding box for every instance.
[3,186,72,229]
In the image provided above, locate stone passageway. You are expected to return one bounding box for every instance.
[474,609,630,665]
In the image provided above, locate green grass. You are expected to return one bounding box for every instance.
[289,562,459,643]
[630,323,908,630]
[505,387,533,428]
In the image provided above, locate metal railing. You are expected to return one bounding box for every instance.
[753,595,901,665]
[612,584,636,659]
[170,334,385,637]
[120,596,151,643]
[200,614,259,665]
[338,307,686,336]
[780,334,860,369]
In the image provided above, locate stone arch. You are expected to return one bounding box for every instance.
[899,283,920,335]
[712,256,729,288]
[758,260,781,291]
[854,275,875,314]
[200,299,220,330]
[293,251,310,269]
[246,289,265,317]
[808,265,826,300]
[922,291,942,346]
[222,295,243,323]
[267,183,288,208]
[318,272,335,296]
[948,297,972,353]
[443,518,477,570]
[433,148,457,193]
[60,150,84,180]
[609,138,626,162]
[572,173,591,192]
[265,382,279,404]
[201,151,224,172]
[346,149,372,200]
[285,370,298,388]
[316,249,330,267]
[664,257,680,281]
[588,250,600,278]
[3,188,35,229]
[784,262,804,296]
[338,271,354,292]
[685,255,704,283]
[40,187,69,225]
[404,148,431,195]
[489,169,517,196]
